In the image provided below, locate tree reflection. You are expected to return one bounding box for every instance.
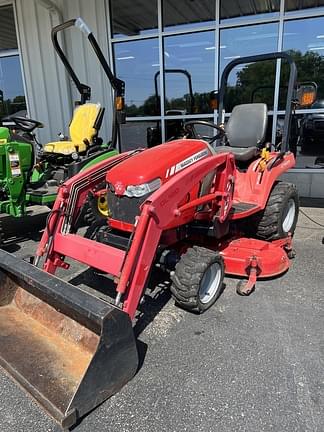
[126,92,212,116]
[225,50,324,111]
[224,60,277,111]
[280,50,324,107]
[125,49,324,116]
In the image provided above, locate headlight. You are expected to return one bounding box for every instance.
[124,178,161,198]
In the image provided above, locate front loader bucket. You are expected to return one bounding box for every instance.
[0,249,138,428]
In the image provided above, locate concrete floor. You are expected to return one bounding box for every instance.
[0,203,323,432]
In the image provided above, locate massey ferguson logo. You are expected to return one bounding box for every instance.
[165,149,209,178]
[115,181,125,195]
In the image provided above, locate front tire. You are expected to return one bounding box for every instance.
[170,246,224,313]
[246,181,299,240]
[83,181,108,226]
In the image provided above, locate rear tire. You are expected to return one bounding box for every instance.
[246,181,299,240]
[170,246,224,313]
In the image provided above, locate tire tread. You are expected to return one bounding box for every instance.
[243,181,299,240]
[170,246,224,313]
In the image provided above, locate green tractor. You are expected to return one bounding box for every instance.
[0,18,125,242]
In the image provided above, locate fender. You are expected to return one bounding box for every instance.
[233,152,295,210]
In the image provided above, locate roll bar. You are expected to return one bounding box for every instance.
[52,18,125,105]
[51,17,126,148]
[154,69,195,114]
[218,52,297,153]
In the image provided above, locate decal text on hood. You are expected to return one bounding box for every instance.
[165,149,209,178]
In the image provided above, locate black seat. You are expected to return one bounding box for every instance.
[214,103,268,162]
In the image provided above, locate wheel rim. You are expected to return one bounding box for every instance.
[97,194,109,217]
[282,198,296,233]
[199,262,222,304]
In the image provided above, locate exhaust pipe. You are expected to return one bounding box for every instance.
[0,249,138,428]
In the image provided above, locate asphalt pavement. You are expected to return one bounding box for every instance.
[0,202,323,432]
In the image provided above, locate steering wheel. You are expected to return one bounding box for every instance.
[184,120,225,144]
[9,116,44,133]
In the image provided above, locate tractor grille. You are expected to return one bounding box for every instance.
[107,190,149,224]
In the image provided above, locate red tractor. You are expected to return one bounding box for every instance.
[0,52,316,428]
[37,51,303,312]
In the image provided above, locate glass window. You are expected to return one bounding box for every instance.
[110,0,158,39]
[120,121,158,150]
[220,23,279,74]
[220,23,279,111]
[0,5,18,51]
[0,5,26,122]
[164,117,186,141]
[165,117,214,142]
[220,0,279,24]
[276,113,321,168]
[281,16,324,108]
[285,0,324,15]
[114,38,160,116]
[163,70,195,114]
[299,111,324,160]
[164,31,215,115]
[0,56,26,119]
[163,0,215,32]
[0,5,26,120]
[222,61,278,112]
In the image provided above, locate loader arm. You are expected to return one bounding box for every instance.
[36,150,141,259]
[38,152,235,320]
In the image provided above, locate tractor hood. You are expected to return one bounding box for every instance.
[106,139,211,196]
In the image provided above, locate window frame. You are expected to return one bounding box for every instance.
[107,0,324,171]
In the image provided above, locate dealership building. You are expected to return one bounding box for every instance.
[1,0,324,197]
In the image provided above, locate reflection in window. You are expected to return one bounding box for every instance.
[164,31,215,115]
[163,69,195,114]
[281,16,324,108]
[163,0,215,31]
[120,121,158,150]
[165,117,215,143]
[277,113,322,168]
[0,56,26,119]
[0,5,18,51]
[164,117,186,141]
[114,39,159,116]
[220,0,279,23]
[223,63,277,113]
[110,0,158,38]
[0,5,25,120]
[220,23,279,111]
[285,0,324,14]
[300,111,324,157]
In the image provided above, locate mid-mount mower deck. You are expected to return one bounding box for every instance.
[0,51,316,428]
